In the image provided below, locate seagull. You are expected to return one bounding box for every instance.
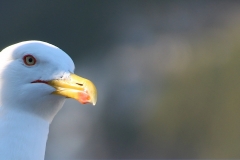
[0,41,97,160]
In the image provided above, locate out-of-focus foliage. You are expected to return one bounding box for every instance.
[147,27,240,158]
[2,0,240,159]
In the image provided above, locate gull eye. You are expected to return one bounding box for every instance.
[23,55,36,66]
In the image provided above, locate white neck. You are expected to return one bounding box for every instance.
[0,108,50,160]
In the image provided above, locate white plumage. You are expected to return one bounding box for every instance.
[0,41,97,160]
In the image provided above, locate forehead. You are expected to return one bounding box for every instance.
[1,41,75,71]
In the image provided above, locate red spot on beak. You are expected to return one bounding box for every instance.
[78,91,91,104]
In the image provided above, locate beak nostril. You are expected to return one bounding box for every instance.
[76,83,83,86]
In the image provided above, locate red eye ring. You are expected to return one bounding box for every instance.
[23,54,36,66]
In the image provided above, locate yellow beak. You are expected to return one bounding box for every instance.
[47,73,97,105]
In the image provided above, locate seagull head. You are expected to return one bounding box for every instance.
[0,41,97,122]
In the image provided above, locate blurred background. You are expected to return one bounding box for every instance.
[1,0,240,159]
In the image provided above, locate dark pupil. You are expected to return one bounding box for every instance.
[28,58,33,63]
